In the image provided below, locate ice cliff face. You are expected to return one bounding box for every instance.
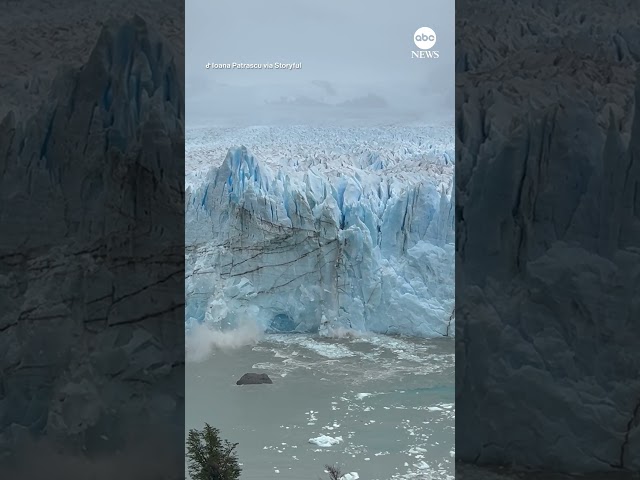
[456,0,640,473]
[0,0,184,122]
[185,126,455,337]
[0,15,184,470]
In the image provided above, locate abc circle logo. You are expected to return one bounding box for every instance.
[414,27,436,50]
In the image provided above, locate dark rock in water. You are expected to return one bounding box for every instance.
[236,373,273,385]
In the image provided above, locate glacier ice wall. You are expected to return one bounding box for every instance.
[456,0,640,472]
[0,15,184,465]
[185,127,455,337]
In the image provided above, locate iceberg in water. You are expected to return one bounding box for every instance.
[309,434,343,447]
[185,126,454,337]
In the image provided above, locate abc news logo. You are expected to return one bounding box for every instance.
[411,27,439,59]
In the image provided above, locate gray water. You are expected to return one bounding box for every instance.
[185,334,454,480]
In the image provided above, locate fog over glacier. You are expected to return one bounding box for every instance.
[185,0,454,127]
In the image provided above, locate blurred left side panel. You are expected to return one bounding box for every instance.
[0,2,185,479]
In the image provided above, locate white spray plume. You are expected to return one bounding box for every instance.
[318,315,366,340]
[186,319,264,362]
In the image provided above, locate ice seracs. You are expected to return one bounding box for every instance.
[456,1,640,471]
[186,126,454,337]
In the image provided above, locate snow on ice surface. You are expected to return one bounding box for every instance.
[185,126,454,337]
[185,125,454,189]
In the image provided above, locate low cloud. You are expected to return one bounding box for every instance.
[312,80,337,96]
[338,93,388,109]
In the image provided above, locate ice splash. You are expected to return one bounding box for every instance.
[185,319,264,362]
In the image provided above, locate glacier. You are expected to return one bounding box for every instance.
[456,0,640,473]
[0,15,184,474]
[185,126,455,338]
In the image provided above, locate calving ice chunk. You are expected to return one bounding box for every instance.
[185,126,454,337]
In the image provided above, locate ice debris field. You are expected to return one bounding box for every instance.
[188,332,455,480]
[252,340,455,480]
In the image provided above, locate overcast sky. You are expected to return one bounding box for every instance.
[186,0,454,126]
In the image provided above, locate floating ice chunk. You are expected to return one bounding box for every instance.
[409,446,427,454]
[309,435,343,447]
[340,473,359,480]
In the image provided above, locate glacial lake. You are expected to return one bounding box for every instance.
[185,334,454,480]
